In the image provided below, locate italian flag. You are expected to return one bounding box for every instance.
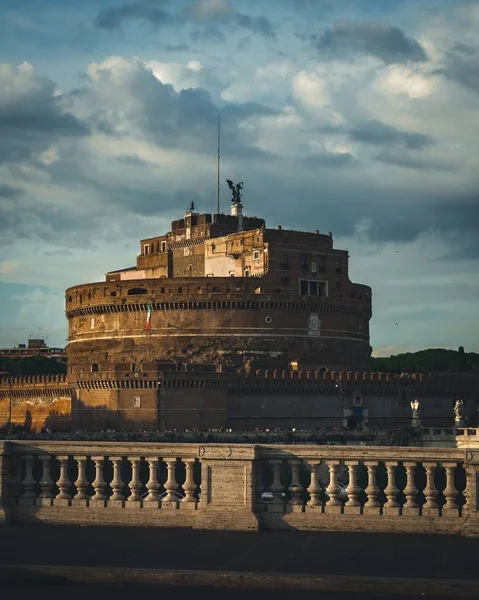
[145,300,152,331]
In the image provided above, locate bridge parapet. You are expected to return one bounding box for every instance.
[2,441,479,535]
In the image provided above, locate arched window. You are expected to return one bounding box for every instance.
[127,287,147,295]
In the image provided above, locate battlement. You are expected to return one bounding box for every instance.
[65,277,371,316]
[243,370,424,382]
[0,374,68,387]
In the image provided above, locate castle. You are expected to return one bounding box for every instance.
[1,193,477,433]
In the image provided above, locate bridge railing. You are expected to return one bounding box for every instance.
[1,441,478,535]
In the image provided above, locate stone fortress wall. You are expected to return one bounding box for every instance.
[65,204,372,373]
[1,369,477,433]
[4,204,476,434]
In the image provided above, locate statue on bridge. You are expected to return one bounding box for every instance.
[454,399,464,427]
[410,398,421,428]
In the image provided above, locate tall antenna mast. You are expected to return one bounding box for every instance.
[217,113,220,215]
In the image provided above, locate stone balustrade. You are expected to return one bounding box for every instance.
[1,441,479,535]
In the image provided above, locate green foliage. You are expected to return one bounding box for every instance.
[369,348,479,374]
[0,355,67,376]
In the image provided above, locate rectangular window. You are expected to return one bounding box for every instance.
[280,273,289,283]
[134,396,141,408]
[161,241,166,252]
[110,291,117,297]
[144,244,149,255]
[90,318,95,330]
[310,261,317,273]
[310,281,318,296]
[281,254,289,264]
[91,363,99,372]
[335,261,342,274]
[300,280,308,295]
[253,250,260,260]
[301,255,308,271]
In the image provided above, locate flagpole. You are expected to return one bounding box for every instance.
[217,113,220,215]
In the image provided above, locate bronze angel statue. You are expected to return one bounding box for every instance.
[226,179,243,204]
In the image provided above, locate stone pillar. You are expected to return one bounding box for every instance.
[39,455,53,504]
[74,457,89,503]
[56,456,72,503]
[422,462,439,516]
[287,459,303,511]
[20,455,36,504]
[144,458,160,504]
[194,445,260,530]
[182,459,198,507]
[306,461,323,509]
[0,442,12,524]
[91,457,107,504]
[127,458,142,503]
[442,464,459,516]
[344,461,361,514]
[109,457,125,505]
[162,458,179,508]
[268,459,284,512]
[402,462,419,516]
[324,460,342,514]
[383,462,400,515]
[363,461,380,514]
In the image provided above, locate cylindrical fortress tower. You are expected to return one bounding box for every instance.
[66,204,372,375]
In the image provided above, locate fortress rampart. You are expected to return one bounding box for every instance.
[65,205,372,372]
[1,369,477,433]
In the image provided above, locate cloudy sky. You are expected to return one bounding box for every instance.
[0,0,478,356]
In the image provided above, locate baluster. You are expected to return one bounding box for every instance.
[325,460,342,513]
[92,457,107,502]
[287,459,303,509]
[162,458,179,507]
[364,461,380,514]
[344,461,361,513]
[109,457,125,503]
[21,455,36,503]
[268,459,284,511]
[384,461,400,514]
[56,456,72,501]
[422,462,439,516]
[402,461,419,515]
[306,461,323,508]
[74,457,89,501]
[255,460,265,507]
[182,459,198,506]
[128,457,142,502]
[442,463,459,515]
[144,458,160,503]
[39,455,53,501]
[462,464,470,514]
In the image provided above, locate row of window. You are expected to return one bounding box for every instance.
[143,241,167,255]
[281,255,342,274]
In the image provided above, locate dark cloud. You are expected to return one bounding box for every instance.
[0,64,89,165]
[303,151,356,168]
[350,120,434,149]
[0,184,21,198]
[234,14,275,39]
[312,20,428,64]
[70,58,279,157]
[440,43,479,94]
[95,0,275,40]
[95,0,174,30]
[375,149,454,171]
